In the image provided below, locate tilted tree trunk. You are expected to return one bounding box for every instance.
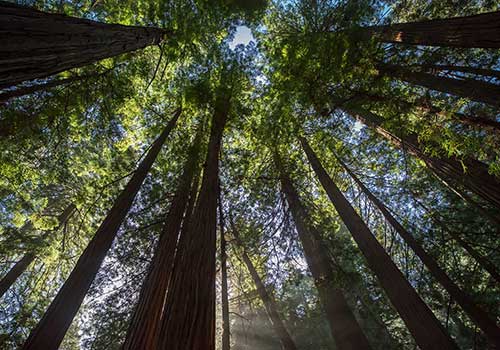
[340,104,500,213]
[275,152,372,350]
[219,185,231,350]
[22,109,180,350]
[334,152,500,347]
[377,64,500,107]
[418,64,500,79]
[157,93,230,350]
[230,219,299,350]
[0,203,76,298]
[351,91,500,133]
[121,127,202,350]
[0,1,168,89]
[364,11,500,48]
[299,137,458,350]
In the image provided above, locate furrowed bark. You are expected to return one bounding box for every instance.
[275,152,372,350]
[219,184,231,350]
[157,93,230,350]
[121,127,202,350]
[22,109,180,350]
[0,203,75,298]
[230,220,299,350]
[341,104,500,213]
[334,152,500,347]
[365,11,500,48]
[378,64,500,107]
[299,137,458,350]
[0,1,168,88]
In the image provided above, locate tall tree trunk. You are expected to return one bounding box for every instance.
[229,219,299,350]
[0,1,168,89]
[341,104,500,213]
[299,137,459,350]
[352,91,500,133]
[334,152,500,347]
[378,64,500,107]
[418,64,500,79]
[219,184,231,350]
[364,11,500,48]
[121,127,202,350]
[22,109,180,350]
[157,93,230,350]
[0,203,76,298]
[274,152,372,350]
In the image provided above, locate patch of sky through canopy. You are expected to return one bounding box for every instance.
[229,25,255,49]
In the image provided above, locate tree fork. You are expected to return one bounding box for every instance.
[299,136,459,350]
[22,108,180,350]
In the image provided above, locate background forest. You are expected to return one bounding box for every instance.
[0,0,499,349]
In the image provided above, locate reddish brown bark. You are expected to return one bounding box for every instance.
[0,203,76,298]
[334,152,500,347]
[299,137,458,350]
[342,105,500,213]
[366,11,500,48]
[275,153,372,350]
[230,220,299,350]
[22,109,180,350]
[378,64,500,107]
[121,128,202,350]
[219,185,231,350]
[157,93,230,350]
[0,1,168,89]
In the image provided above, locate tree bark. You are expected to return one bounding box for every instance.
[0,1,168,89]
[219,184,231,350]
[0,203,76,298]
[121,127,202,350]
[365,11,500,48]
[299,137,458,350]
[418,64,500,79]
[229,219,299,350]
[341,104,500,213]
[334,152,500,347]
[378,64,500,107]
[274,152,372,350]
[157,93,230,350]
[22,109,180,350]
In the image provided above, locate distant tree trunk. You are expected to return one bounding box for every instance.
[418,64,500,79]
[219,184,231,350]
[334,152,500,347]
[352,91,500,133]
[377,64,500,107]
[157,93,230,350]
[0,1,168,89]
[22,109,180,350]
[365,11,500,48]
[274,152,372,350]
[0,203,76,298]
[230,219,299,350]
[299,137,458,350]
[121,127,202,350]
[341,105,500,213]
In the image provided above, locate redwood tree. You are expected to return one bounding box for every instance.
[22,109,180,350]
[300,136,459,350]
[0,1,168,89]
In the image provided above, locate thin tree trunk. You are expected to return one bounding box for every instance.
[219,184,231,350]
[299,137,458,350]
[157,93,230,350]
[378,64,500,107]
[0,1,168,89]
[0,203,76,298]
[121,127,202,350]
[418,64,500,79]
[274,152,372,350]
[229,219,299,350]
[365,11,500,48]
[22,109,180,350]
[341,104,500,213]
[334,152,500,347]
